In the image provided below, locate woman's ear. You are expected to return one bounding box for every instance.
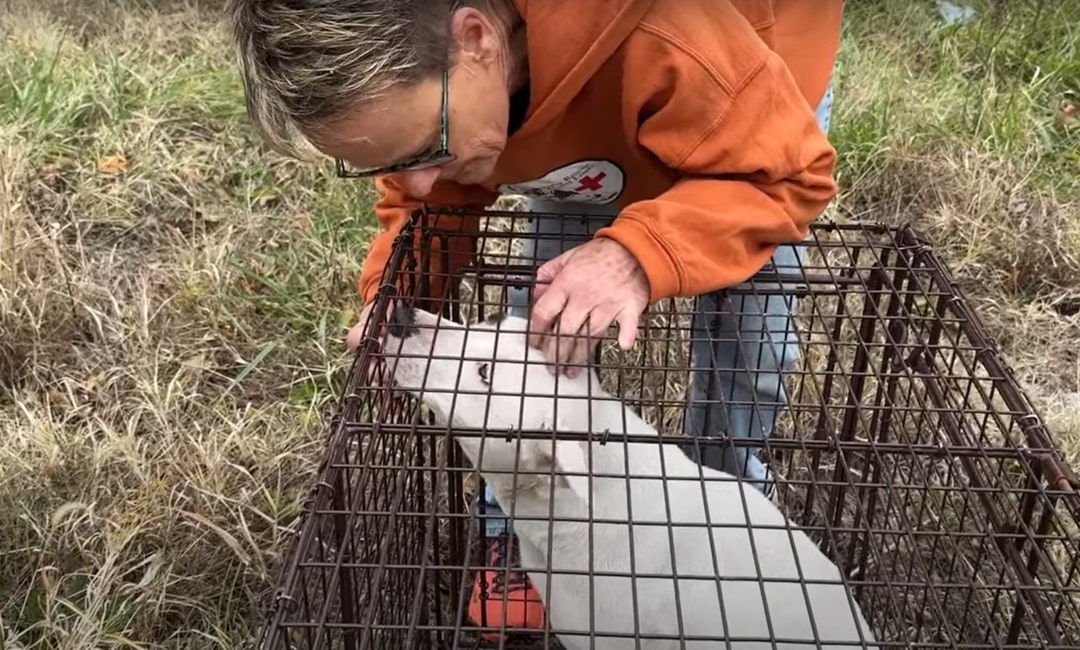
[449,6,503,67]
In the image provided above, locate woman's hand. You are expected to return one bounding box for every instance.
[346,300,389,351]
[346,303,372,351]
[528,238,650,378]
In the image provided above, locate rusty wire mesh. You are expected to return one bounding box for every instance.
[255,206,1080,650]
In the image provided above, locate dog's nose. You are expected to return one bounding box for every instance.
[387,303,419,338]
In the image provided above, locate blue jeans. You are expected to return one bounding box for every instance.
[479,83,835,537]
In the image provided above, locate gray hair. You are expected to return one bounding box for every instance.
[226,0,459,160]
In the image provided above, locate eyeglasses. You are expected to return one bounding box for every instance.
[334,68,455,179]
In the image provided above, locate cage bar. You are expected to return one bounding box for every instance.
[255,206,1080,650]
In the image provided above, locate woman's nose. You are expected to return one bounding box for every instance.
[398,167,442,198]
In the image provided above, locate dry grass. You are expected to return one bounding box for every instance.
[1,0,1078,648]
[827,0,1080,465]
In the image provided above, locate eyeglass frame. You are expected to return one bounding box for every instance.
[333,68,455,179]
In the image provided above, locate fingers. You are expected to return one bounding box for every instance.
[615,306,641,351]
[532,278,550,303]
[541,305,586,377]
[523,240,649,377]
[534,253,565,285]
[561,330,594,379]
[531,251,591,365]
[345,301,391,351]
[539,321,566,376]
[531,254,562,302]
[553,303,640,377]
[529,283,568,351]
[346,321,366,351]
[568,306,618,378]
[543,304,617,379]
[346,302,375,351]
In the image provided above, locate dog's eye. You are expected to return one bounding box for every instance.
[477,362,490,385]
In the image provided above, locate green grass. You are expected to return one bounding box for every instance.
[1,0,1078,647]
[832,1,1079,197]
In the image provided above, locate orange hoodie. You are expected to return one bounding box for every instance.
[358,0,842,307]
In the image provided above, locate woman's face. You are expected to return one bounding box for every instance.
[310,7,520,198]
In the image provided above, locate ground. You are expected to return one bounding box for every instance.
[1,0,1078,648]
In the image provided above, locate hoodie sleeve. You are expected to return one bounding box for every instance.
[358,174,499,306]
[593,35,838,302]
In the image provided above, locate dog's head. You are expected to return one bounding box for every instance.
[378,304,602,484]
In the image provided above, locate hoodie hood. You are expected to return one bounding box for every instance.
[511,0,656,137]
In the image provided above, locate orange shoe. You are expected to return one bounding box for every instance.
[468,532,547,639]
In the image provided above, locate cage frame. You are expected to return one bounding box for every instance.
[254,205,1080,650]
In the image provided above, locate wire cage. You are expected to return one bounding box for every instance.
[256,205,1080,650]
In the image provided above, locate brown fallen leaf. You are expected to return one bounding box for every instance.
[97,153,130,175]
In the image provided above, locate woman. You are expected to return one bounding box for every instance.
[229,0,843,638]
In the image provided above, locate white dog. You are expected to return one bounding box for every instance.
[377,305,878,650]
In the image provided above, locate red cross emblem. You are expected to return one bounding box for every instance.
[575,172,606,192]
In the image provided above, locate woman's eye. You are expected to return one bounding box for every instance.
[478,362,490,385]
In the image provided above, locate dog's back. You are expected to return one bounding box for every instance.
[655,449,876,649]
[518,379,877,649]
